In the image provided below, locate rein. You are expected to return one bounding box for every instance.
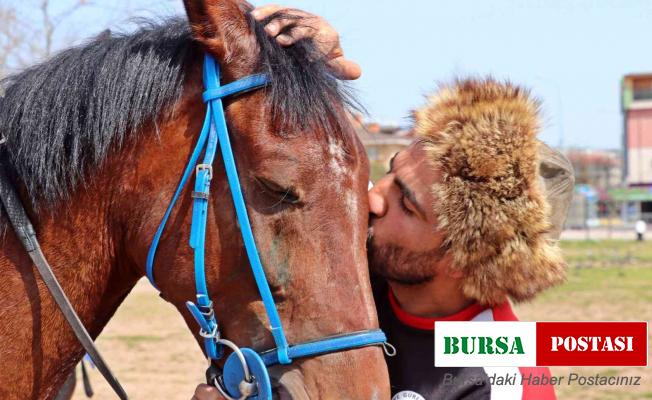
[0,53,388,400]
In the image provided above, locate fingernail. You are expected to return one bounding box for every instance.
[277,34,291,45]
[266,22,280,36]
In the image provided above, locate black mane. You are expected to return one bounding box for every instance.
[0,14,355,210]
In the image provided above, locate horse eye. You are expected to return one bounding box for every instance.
[255,177,301,205]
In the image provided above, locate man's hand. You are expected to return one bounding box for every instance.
[252,4,362,80]
[191,384,223,400]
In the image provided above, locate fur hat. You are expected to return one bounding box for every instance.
[413,78,567,305]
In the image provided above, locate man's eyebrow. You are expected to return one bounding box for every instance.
[388,152,398,172]
[394,176,427,218]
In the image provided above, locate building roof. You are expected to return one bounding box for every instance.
[349,113,413,147]
[624,73,652,80]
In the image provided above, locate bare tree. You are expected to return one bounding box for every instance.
[0,5,28,76]
[40,0,93,59]
[0,0,94,77]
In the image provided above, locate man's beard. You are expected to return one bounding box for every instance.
[367,228,447,285]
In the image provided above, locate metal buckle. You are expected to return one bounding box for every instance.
[198,302,215,319]
[0,136,6,145]
[199,324,221,341]
[191,191,210,200]
[196,163,213,180]
[197,299,218,339]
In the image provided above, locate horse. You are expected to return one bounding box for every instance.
[0,0,390,398]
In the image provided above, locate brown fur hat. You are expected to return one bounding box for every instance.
[413,78,566,306]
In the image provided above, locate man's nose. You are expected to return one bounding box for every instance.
[368,185,387,218]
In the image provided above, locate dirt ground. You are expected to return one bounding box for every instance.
[71,280,207,400]
[73,240,652,400]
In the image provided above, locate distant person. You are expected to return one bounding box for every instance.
[635,219,647,241]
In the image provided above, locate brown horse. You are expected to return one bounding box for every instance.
[0,0,389,398]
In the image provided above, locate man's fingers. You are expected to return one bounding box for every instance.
[263,17,296,37]
[252,4,359,80]
[251,4,285,21]
[263,13,317,38]
[275,25,317,46]
[327,57,362,80]
[192,384,224,400]
[252,5,312,24]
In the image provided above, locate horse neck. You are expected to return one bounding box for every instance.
[37,70,209,322]
[0,159,143,397]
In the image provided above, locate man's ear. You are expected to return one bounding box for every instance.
[182,0,255,64]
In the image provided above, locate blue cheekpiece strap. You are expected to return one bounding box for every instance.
[203,55,292,365]
[146,54,270,361]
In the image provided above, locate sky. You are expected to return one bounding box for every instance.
[16,0,652,150]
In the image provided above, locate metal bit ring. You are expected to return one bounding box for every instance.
[210,338,255,400]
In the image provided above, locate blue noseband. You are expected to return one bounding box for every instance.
[146,54,388,399]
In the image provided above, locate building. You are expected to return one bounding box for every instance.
[621,74,652,221]
[350,113,412,182]
[566,149,621,188]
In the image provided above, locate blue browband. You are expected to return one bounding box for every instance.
[146,54,388,399]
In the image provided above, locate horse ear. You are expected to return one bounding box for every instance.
[183,0,254,63]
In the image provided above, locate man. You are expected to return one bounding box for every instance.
[195,5,574,400]
[367,81,570,400]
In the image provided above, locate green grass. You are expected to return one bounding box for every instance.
[514,240,652,399]
[520,264,652,323]
[559,240,652,268]
[537,266,652,296]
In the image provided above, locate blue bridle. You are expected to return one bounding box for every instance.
[146,54,388,399]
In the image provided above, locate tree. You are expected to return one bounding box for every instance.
[0,5,27,76]
[0,0,94,77]
[0,0,183,79]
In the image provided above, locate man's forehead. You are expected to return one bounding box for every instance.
[392,143,440,182]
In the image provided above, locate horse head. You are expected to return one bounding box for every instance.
[138,1,389,398]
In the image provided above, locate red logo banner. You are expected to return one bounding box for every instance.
[536,322,648,367]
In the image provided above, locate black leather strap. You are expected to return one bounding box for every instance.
[205,363,222,386]
[81,360,95,397]
[0,164,128,400]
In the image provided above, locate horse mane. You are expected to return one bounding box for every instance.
[0,13,356,211]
